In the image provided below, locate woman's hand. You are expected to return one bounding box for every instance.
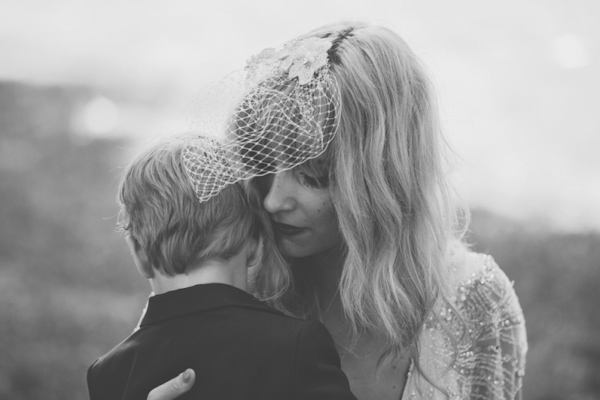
[147,369,195,400]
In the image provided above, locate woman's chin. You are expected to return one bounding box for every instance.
[276,239,309,259]
[276,236,342,260]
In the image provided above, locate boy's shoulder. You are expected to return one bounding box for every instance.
[139,283,302,325]
[87,284,337,400]
[180,284,321,336]
[120,283,321,351]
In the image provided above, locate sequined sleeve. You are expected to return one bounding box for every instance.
[405,255,527,400]
[454,256,527,400]
[453,255,528,399]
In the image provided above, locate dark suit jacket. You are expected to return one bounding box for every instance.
[87,283,356,400]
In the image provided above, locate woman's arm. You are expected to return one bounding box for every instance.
[465,257,528,399]
[146,369,195,400]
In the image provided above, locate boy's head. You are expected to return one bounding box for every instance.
[117,137,262,277]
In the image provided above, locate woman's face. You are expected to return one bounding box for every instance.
[257,168,343,258]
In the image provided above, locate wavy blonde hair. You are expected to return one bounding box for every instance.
[281,22,469,363]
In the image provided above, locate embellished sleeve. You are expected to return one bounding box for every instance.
[457,256,528,400]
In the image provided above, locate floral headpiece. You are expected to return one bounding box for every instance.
[183,36,340,203]
[245,37,333,85]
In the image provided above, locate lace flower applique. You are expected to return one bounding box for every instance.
[245,37,332,85]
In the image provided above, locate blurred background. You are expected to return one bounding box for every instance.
[0,0,598,399]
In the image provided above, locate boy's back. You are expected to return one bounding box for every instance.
[87,283,355,400]
[88,137,356,400]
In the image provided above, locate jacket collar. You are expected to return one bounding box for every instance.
[140,283,280,327]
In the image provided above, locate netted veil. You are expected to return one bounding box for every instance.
[182,36,341,202]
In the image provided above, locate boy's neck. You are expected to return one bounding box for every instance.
[150,256,249,295]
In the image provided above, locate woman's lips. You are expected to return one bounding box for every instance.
[272,221,306,236]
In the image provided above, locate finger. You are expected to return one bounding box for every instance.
[147,369,195,400]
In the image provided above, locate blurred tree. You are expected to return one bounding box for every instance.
[1,81,599,399]
[0,81,147,400]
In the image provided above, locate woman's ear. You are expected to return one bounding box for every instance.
[125,235,155,279]
[246,236,263,269]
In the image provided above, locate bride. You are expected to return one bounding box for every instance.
[148,21,527,400]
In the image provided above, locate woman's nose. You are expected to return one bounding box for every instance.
[263,172,295,214]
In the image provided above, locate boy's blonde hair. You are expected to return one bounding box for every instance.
[117,138,264,277]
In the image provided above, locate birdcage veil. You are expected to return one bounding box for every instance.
[182,36,341,203]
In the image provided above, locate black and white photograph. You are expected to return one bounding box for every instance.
[1,1,598,399]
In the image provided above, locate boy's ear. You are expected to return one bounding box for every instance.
[245,236,262,269]
[125,235,155,279]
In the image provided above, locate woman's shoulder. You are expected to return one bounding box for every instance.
[446,248,521,315]
[409,247,528,399]
[446,244,498,285]
[442,246,524,324]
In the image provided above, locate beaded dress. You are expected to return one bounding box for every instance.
[401,252,527,399]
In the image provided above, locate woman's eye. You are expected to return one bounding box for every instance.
[254,175,274,196]
[298,172,328,189]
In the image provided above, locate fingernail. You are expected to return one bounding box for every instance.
[182,369,192,383]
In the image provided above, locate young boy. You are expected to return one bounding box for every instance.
[87,137,356,400]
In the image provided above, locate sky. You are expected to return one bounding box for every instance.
[1,0,599,231]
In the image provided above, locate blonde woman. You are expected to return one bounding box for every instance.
[148,21,527,400]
